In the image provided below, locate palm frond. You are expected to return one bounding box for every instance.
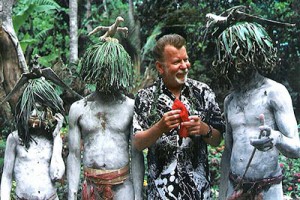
[81,41,134,93]
[213,22,277,77]
[35,28,53,42]
[141,24,163,61]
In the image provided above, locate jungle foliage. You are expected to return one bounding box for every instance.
[0,0,300,199]
[8,0,300,121]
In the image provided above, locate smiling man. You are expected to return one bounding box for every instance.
[133,33,225,199]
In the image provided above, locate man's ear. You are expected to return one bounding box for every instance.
[156,61,164,75]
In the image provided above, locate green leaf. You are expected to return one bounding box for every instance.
[221,31,230,54]
[34,5,58,12]
[20,33,37,52]
[81,41,134,92]
[250,23,264,48]
[141,24,163,60]
[13,4,35,33]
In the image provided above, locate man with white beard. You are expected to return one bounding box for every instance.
[132,33,225,199]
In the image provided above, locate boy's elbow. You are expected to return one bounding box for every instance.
[50,170,65,181]
[50,160,65,181]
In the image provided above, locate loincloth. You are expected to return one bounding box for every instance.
[228,172,282,200]
[82,164,129,200]
[16,193,57,200]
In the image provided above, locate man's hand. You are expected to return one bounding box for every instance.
[159,110,182,133]
[133,110,182,151]
[250,137,274,151]
[181,115,208,136]
[181,116,200,136]
[250,114,280,151]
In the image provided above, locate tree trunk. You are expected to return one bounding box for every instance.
[69,0,78,64]
[0,0,28,135]
[128,0,141,76]
[85,0,92,33]
[103,0,108,18]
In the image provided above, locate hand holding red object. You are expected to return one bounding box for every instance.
[172,99,189,138]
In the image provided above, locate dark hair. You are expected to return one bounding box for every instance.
[153,34,186,62]
[15,78,64,148]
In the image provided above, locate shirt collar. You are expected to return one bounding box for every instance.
[156,78,191,100]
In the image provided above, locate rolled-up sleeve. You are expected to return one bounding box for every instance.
[133,90,151,135]
[205,87,225,134]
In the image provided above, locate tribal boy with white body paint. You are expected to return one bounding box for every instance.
[1,78,65,200]
[206,7,300,200]
[67,39,144,200]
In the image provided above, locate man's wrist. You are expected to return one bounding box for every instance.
[203,124,213,138]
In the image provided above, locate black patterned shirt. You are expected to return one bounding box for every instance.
[133,78,224,200]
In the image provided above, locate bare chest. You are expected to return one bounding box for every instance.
[226,90,272,130]
[16,137,52,162]
[78,103,133,135]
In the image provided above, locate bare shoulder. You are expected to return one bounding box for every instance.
[68,98,88,124]
[265,78,286,89]
[264,78,289,96]
[6,131,19,145]
[263,78,293,109]
[124,95,134,107]
[119,95,134,116]
[224,92,234,105]
[69,98,87,115]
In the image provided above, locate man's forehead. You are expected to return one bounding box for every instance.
[164,44,185,51]
[164,45,186,55]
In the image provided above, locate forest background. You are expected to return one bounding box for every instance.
[0,0,300,199]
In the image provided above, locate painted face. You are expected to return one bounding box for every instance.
[29,103,55,128]
[30,103,45,118]
[157,45,191,92]
[227,57,256,88]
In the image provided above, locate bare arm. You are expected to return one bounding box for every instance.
[67,103,82,200]
[49,113,65,181]
[203,126,222,147]
[1,132,17,200]
[133,110,181,151]
[270,84,300,158]
[251,83,300,158]
[219,97,233,200]
[130,131,145,200]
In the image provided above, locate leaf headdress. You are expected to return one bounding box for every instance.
[213,22,277,77]
[205,6,295,80]
[81,40,134,94]
[15,78,64,148]
[81,16,133,95]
